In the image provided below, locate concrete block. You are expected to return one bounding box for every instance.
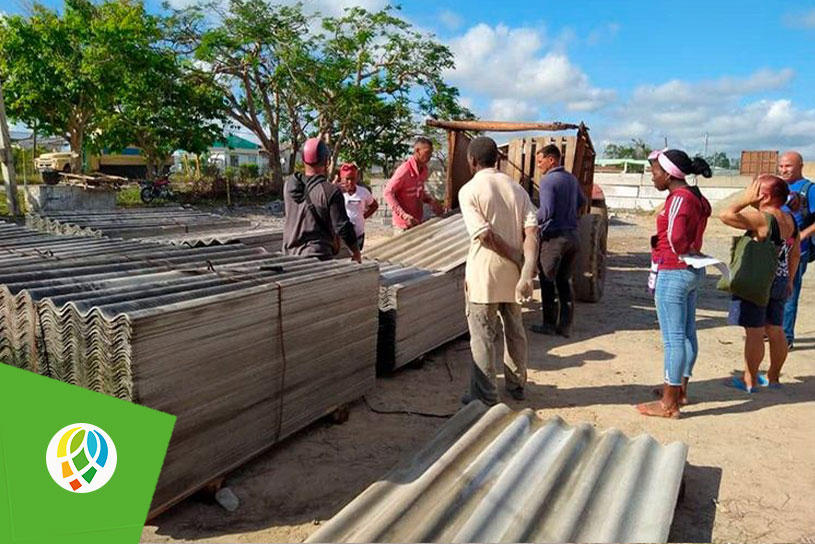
[597,184,639,198]
[25,185,117,213]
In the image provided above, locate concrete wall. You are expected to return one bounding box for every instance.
[596,172,750,211]
[25,185,117,213]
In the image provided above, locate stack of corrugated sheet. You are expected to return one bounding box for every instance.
[308,402,688,543]
[0,224,379,517]
[0,221,150,264]
[364,213,470,372]
[26,207,253,239]
[141,225,284,253]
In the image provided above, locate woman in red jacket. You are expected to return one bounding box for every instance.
[637,149,712,419]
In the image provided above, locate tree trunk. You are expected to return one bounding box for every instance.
[265,144,284,193]
[68,128,84,174]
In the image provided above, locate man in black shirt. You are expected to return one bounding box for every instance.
[282,138,361,262]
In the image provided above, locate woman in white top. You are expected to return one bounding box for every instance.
[337,163,378,249]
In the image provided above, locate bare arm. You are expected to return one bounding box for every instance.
[477,229,523,268]
[719,178,769,238]
[789,231,801,294]
[363,198,379,219]
[515,225,539,303]
[801,223,815,240]
[422,190,445,216]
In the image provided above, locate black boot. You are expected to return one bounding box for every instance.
[531,304,558,335]
[556,301,574,338]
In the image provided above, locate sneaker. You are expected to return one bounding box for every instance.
[507,387,526,401]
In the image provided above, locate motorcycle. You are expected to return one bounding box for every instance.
[139,176,174,204]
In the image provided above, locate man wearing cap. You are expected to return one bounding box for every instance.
[338,163,378,250]
[282,138,361,262]
[384,137,445,233]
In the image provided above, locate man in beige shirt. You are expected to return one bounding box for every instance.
[459,136,539,404]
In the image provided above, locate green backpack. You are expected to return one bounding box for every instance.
[716,213,780,306]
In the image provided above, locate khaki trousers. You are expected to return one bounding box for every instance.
[465,301,528,405]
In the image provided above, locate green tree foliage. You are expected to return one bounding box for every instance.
[604,138,653,160]
[1,0,225,177]
[0,0,125,171]
[170,0,311,185]
[172,1,473,181]
[705,151,730,169]
[306,6,472,174]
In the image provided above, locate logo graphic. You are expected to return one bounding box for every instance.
[45,423,118,493]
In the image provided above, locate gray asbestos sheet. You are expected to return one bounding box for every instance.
[308,402,688,543]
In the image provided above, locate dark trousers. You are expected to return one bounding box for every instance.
[538,231,579,329]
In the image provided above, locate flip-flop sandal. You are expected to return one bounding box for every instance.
[727,376,758,393]
[755,374,783,388]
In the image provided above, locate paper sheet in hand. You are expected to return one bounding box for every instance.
[680,253,730,282]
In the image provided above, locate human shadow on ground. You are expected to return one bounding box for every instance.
[669,464,722,543]
[513,373,815,417]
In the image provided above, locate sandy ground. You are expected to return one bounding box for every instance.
[142,212,815,544]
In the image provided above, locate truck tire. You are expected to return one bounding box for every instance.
[42,171,59,185]
[573,211,608,302]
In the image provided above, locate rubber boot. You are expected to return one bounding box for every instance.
[531,304,558,335]
[556,301,574,338]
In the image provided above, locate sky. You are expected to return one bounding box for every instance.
[4,0,815,158]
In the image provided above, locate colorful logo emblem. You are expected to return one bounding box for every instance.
[45,423,118,493]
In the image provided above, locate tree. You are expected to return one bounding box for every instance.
[97,11,226,179]
[604,138,652,160]
[171,0,312,186]
[706,151,730,169]
[0,0,137,172]
[304,6,469,174]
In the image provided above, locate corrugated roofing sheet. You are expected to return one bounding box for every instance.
[308,402,688,543]
[26,207,252,239]
[139,226,284,253]
[0,223,379,518]
[364,213,470,272]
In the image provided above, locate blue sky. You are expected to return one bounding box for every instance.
[4,0,815,157]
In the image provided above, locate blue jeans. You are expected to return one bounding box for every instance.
[783,249,809,344]
[655,268,705,386]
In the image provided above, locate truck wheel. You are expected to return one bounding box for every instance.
[573,211,608,302]
[140,187,154,204]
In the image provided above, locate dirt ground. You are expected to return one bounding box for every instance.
[142,212,815,544]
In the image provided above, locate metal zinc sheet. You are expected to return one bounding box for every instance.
[308,402,688,543]
[364,213,470,272]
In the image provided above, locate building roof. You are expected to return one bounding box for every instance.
[212,134,260,151]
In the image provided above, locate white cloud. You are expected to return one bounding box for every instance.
[438,9,462,31]
[487,98,540,122]
[445,23,615,114]
[632,68,795,107]
[782,9,815,29]
[602,66,815,157]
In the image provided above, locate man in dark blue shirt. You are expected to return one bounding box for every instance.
[531,144,585,337]
[779,150,815,349]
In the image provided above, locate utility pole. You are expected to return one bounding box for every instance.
[0,77,21,216]
[703,132,709,158]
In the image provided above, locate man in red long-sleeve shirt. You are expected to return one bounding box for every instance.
[384,137,445,233]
